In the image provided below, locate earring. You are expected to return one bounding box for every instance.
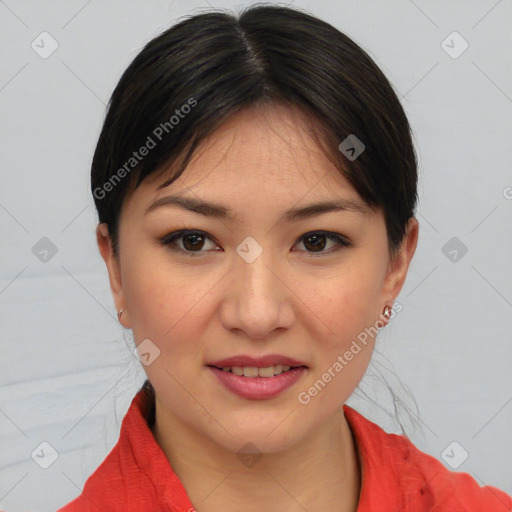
[383,305,392,318]
[117,309,125,321]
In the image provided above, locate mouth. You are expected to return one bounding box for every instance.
[207,364,307,378]
[207,362,308,399]
[206,354,308,379]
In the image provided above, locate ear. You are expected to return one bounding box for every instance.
[96,223,130,327]
[381,217,419,305]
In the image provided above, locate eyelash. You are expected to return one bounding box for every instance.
[159,229,352,258]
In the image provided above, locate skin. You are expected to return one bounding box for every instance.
[97,103,418,512]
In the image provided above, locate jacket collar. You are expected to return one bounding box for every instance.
[121,381,409,510]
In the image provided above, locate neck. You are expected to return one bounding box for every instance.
[150,394,361,512]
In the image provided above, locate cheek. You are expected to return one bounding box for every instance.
[302,261,384,346]
[295,259,385,399]
[121,246,221,358]
[122,262,211,401]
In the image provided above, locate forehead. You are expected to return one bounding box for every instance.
[146,104,359,200]
[119,105,375,234]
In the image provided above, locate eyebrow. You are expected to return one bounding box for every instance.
[144,194,369,222]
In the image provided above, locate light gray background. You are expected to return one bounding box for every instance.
[1,0,511,510]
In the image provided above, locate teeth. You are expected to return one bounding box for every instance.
[243,366,259,377]
[258,366,275,378]
[220,364,296,377]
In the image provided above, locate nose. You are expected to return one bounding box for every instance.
[219,245,295,339]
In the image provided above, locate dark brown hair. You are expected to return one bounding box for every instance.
[91,3,418,258]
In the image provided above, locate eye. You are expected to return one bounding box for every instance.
[159,229,352,257]
[294,231,352,256]
[159,229,219,257]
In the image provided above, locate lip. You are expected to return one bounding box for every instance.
[207,354,308,368]
[208,366,307,399]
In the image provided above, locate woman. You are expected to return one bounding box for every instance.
[58,4,511,511]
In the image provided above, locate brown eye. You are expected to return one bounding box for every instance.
[181,233,206,251]
[302,233,327,252]
[296,231,351,256]
[160,229,351,258]
[160,230,218,257]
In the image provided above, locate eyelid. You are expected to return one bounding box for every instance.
[159,229,352,257]
[159,229,219,257]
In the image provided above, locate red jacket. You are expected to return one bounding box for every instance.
[58,383,512,511]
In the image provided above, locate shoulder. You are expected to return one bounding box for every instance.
[56,441,152,511]
[56,386,167,510]
[343,405,512,511]
[391,431,511,511]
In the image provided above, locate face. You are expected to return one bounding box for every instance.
[98,104,418,455]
